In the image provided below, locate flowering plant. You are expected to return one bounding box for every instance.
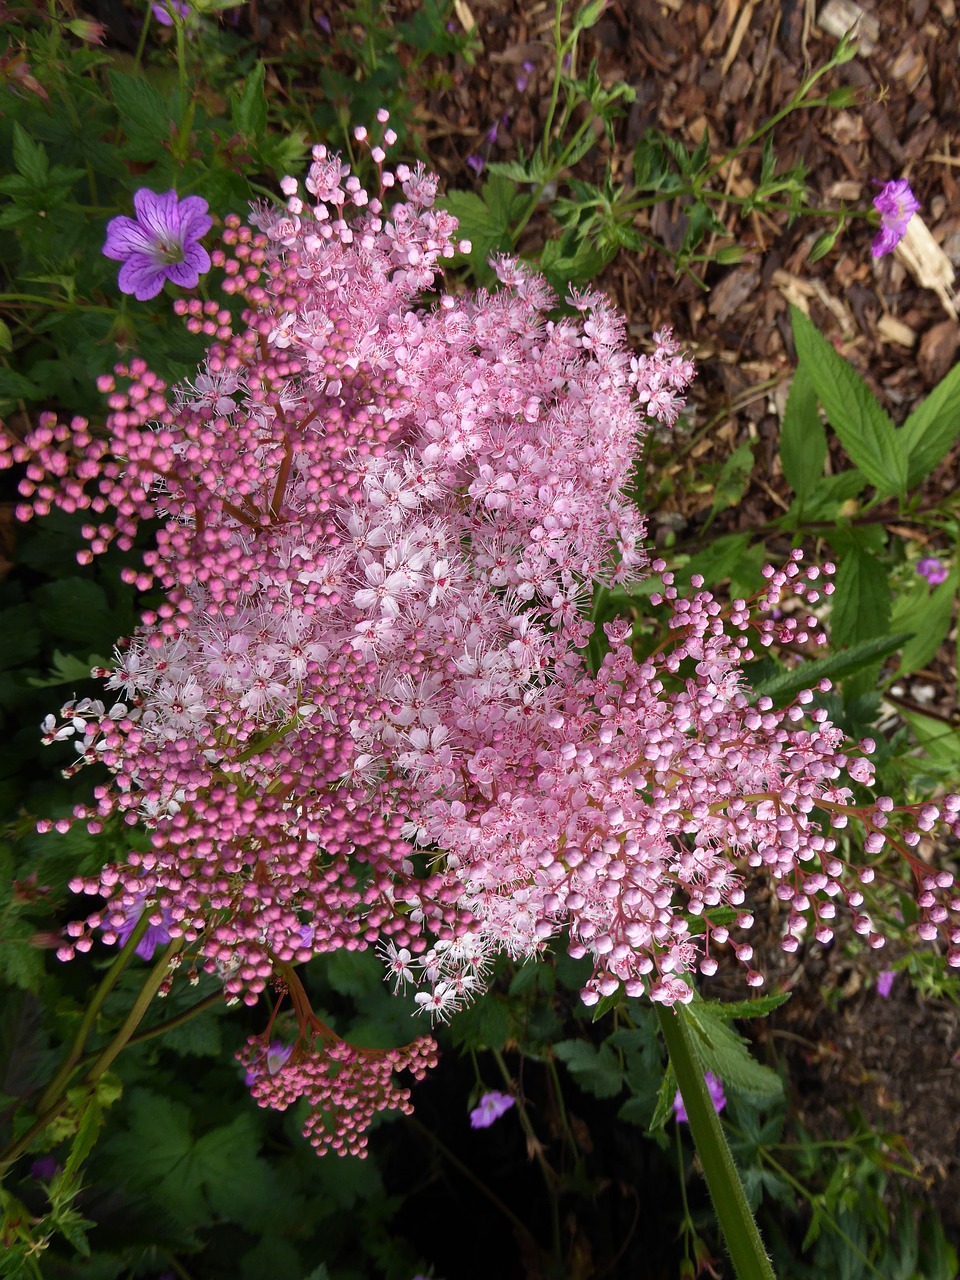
[2,112,958,1278]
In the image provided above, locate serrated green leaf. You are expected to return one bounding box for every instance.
[780,362,826,502]
[829,547,892,647]
[107,71,171,157]
[648,1061,678,1131]
[232,61,267,139]
[697,992,792,1020]
[554,1039,624,1099]
[12,123,49,187]
[684,1004,783,1102]
[899,361,960,488]
[26,649,104,688]
[751,632,909,700]
[791,306,907,498]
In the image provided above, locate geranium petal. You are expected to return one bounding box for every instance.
[117,256,167,300]
[103,215,154,260]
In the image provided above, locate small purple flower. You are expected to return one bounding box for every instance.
[673,1072,726,1124]
[30,1156,58,1181]
[876,969,896,999]
[116,894,174,960]
[917,557,948,586]
[103,189,212,301]
[515,63,535,92]
[316,13,332,34]
[266,1040,294,1075]
[152,0,189,25]
[871,179,920,258]
[466,153,484,177]
[469,1090,515,1129]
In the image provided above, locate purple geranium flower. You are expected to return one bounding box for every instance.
[152,0,189,25]
[469,1090,515,1129]
[876,969,896,998]
[917,557,948,586]
[871,179,920,259]
[673,1071,726,1124]
[103,188,212,301]
[116,894,174,960]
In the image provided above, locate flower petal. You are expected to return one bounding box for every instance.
[103,214,155,260]
[117,256,168,300]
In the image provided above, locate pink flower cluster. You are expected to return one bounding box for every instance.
[4,118,959,1156]
[240,1031,437,1157]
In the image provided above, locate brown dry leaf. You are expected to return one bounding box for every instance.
[895,216,959,319]
[817,0,879,52]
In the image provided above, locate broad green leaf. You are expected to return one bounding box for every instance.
[554,1039,624,1099]
[899,361,960,487]
[900,711,960,773]
[791,306,907,498]
[751,632,910,701]
[780,362,826,502]
[829,547,892,648]
[890,569,958,677]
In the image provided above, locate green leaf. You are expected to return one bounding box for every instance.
[647,1061,678,1132]
[780,362,826,502]
[0,604,41,669]
[554,1039,624,1099]
[684,1003,783,1103]
[107,71,171,158]
[706,440,755,524]
[900,711,960,772]
[698,992,792,1020]
[0,318,12,353]
[890,569,958,677]
[751,632,910,701]
[899,361,960,488]
[12,123,49,187]
[33,578,121,650]
[26,649,104,688]
[791,305,907,498]
[440,176,518,279]
[232,61,267,139]
[829,547,892,647]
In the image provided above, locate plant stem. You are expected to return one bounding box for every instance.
[0,939,181,1177]
[35,912,151,1115]
[655,1002,777,1280]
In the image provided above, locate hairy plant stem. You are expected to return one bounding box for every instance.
[656,1002,777,1280]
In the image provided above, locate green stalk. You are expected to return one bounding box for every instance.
[655,1002,777,1280]
[0,938,181,1177]
[34,912,151,1115]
